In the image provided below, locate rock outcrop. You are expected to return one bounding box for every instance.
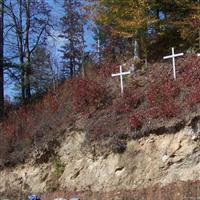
[0,126,200,195]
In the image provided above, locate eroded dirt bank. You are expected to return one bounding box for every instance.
[1,122,200,200]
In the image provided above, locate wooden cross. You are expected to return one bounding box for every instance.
[112,65,131,96]
[163,47,184,80]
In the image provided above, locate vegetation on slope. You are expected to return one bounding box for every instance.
[0,54,200,167]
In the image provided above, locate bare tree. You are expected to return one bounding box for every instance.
[4,0,51,103]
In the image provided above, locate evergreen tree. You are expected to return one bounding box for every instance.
[60,0,85,78]
[31,46,58,94]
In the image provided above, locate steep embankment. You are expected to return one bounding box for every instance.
[1,120,200,199]
[1,55,200,199]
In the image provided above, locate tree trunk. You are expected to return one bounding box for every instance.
[20,57,26,102]
[198,27,200,50]
[133,39,140,60]
[25,52,31,100]
[81,24,85,77]
[19,0,26,102]
[0,0,4,120]
[24,0,31,101]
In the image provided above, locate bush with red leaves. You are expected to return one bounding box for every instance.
[185,85,200,108]
[98,61,117,78]
[113,92,142,114]
[129,112,143,129]
[71,78,106,112]
[146,79,180,119]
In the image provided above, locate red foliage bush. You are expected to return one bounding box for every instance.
[113,92,142,114]
[98,61,117,78]
[185,85,200,107]
[178,56,200,87]
[3,123,16,138]
[71,78,106,112]
[1,80,74,155]
[146,79,180,119]
[160,100,180,118]
[146,80,179,106]
[129,112,142,129]
[2,106,33,140]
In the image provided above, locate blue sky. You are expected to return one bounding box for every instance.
[4,0,95,99]
[48,0,95,51]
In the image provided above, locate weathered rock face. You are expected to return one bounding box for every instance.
[0,126,200,195]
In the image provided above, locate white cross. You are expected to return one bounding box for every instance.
[112,65,131,96]
[163,47,184,80]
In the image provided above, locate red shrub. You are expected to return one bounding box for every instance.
[129,112,142,129]
[185,85,200,107]
[179,56,200,87]
[147,106,162,119]
[98,61,117,78]
[146,80,179,106]
[71,78,106,112]
[46,94,59,113]
[146,79,180,119]
[113,92,142,114]
[160,100,180,118]
[3,123,16,138]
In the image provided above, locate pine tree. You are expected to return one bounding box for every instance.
[60,0,85,78]
[31,46,57,94]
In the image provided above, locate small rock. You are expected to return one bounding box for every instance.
[161,154,169,162]
[192,135,197,140]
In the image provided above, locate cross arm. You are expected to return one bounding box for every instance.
[163,53,184,59]
[112,71,131,77]
[122,71,131,75]
[112,73,121,77]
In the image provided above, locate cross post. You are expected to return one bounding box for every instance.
[112,65,131,96]
[163,47,184,80]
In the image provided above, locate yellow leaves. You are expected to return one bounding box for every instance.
[117,18,146,28]
[95,0,150,37]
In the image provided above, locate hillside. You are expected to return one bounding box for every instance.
[1,54,200,199]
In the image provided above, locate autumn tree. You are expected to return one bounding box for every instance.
[179,1,200,51]
[93,0,151,60]
[89,0,200,60]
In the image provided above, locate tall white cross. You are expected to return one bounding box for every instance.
[163,47,184,80]
[112,65,131,96]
